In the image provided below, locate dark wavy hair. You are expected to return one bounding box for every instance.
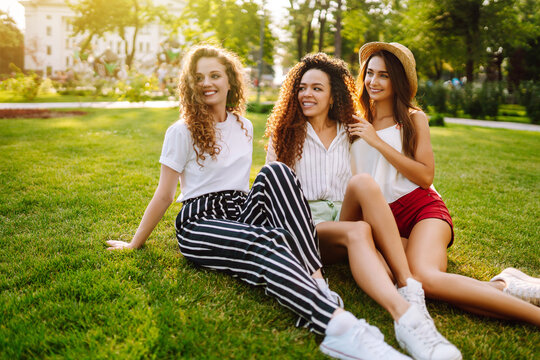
[358,50,420,158]
[265,53,359,168]
[178,43,248,165]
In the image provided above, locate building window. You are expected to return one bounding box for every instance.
[47,46,52,55]
[47,66,52,76]
[139,42,143,52]
[46,15,52,20]
[65,39,69,49]
[66,57,70,67]
[47,26,52,36]
[146,42,150,53]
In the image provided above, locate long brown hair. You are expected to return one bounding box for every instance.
[265,53,359,168]
[178,44,248,165]
[358,50,420,158]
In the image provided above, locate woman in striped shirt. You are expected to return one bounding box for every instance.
[266,53,462,360]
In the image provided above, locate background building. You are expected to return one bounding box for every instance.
[21,0,185,76]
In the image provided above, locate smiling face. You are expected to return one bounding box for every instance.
[364,55,394,103]
[298,69,333,121]
[195,57,230,110]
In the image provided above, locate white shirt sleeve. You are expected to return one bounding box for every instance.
[159,122,192,173]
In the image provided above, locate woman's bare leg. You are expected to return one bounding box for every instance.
[318,220,410,321]
[340,173,412,287]
[406,218,540,326]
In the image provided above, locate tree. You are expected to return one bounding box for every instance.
[68,0,125,55]
[114,0,158,67]
[69,0,158,67]
[180,0,275,67]
[0,10,24,74]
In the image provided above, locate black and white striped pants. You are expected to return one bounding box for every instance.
[176,162,338,334]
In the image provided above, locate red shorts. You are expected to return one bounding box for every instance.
[389,187,454,247]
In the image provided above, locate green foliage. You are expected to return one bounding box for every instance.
[0,10,22,48]
[116,71,159,102]
[0,109,539,359]
[247,102,274,114]
[519,81,540,124]
[428,113,445,127]
[447,86,464,117]
[0,64,43,101]
[69,0,158,66]
[460,83,502,120]
[180,0,275,67]
[420,82,448,114]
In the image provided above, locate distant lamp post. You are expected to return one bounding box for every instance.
[257,1,265,104]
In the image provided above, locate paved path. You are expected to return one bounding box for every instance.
[1,101,539,132]
[444,117,540,132]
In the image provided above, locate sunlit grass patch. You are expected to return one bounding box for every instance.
[0,109,538,359]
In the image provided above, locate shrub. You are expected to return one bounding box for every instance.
[116,71,158,102]
[247,102,274,113]
[462,84,483,119]
[429,113,445,126]
[478,82,500,119]
[519,81,540,124]
[417,81,447,113]
[1,64,43,101]
[447,87,464,116]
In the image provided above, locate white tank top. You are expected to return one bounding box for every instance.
[350,123,431,203]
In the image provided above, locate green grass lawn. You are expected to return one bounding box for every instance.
[0,109,539,359]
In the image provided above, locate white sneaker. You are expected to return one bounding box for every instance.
[316,278,345,307]
[321,318,411,360]
[395,306,462,360]
[490,268,540,306]
[398,278,432,320]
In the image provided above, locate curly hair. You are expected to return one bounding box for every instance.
[178,43,248,166]
[358,50,420,159]
[265,53,359,168]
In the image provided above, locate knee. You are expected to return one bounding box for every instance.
[410,269,443,296]
[347,173,379,194]
[344,221,372,248]
[260,161,295,181]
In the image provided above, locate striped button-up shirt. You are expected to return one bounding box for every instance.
[267,122,351,202]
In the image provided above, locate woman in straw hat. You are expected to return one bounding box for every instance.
[350,41,540,327]
[267,52,462,360]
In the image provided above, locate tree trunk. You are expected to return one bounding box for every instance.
[318,8,327,52]
[306,24,314,53]
[465,37,474,82]
[126,26,139,67]
[296,25,304,61]
[333,0,342,58]
[80,32,96,54]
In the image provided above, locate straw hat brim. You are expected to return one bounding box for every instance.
[359,42,417,98]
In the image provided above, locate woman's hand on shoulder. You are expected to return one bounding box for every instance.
[106,240,136,251]
[348,115,382,148]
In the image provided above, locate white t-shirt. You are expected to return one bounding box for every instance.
[351,123,434,203]
[160,112,253,202]
[267,122,351,201]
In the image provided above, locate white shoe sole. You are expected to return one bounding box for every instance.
[320,344,365,360]
[396,339,463,360]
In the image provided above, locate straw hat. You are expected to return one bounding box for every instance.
[359,42,417,98]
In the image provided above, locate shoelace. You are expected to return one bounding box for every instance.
[404,288,432,320]
[409,317,448,350]
[351,320,396,357]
